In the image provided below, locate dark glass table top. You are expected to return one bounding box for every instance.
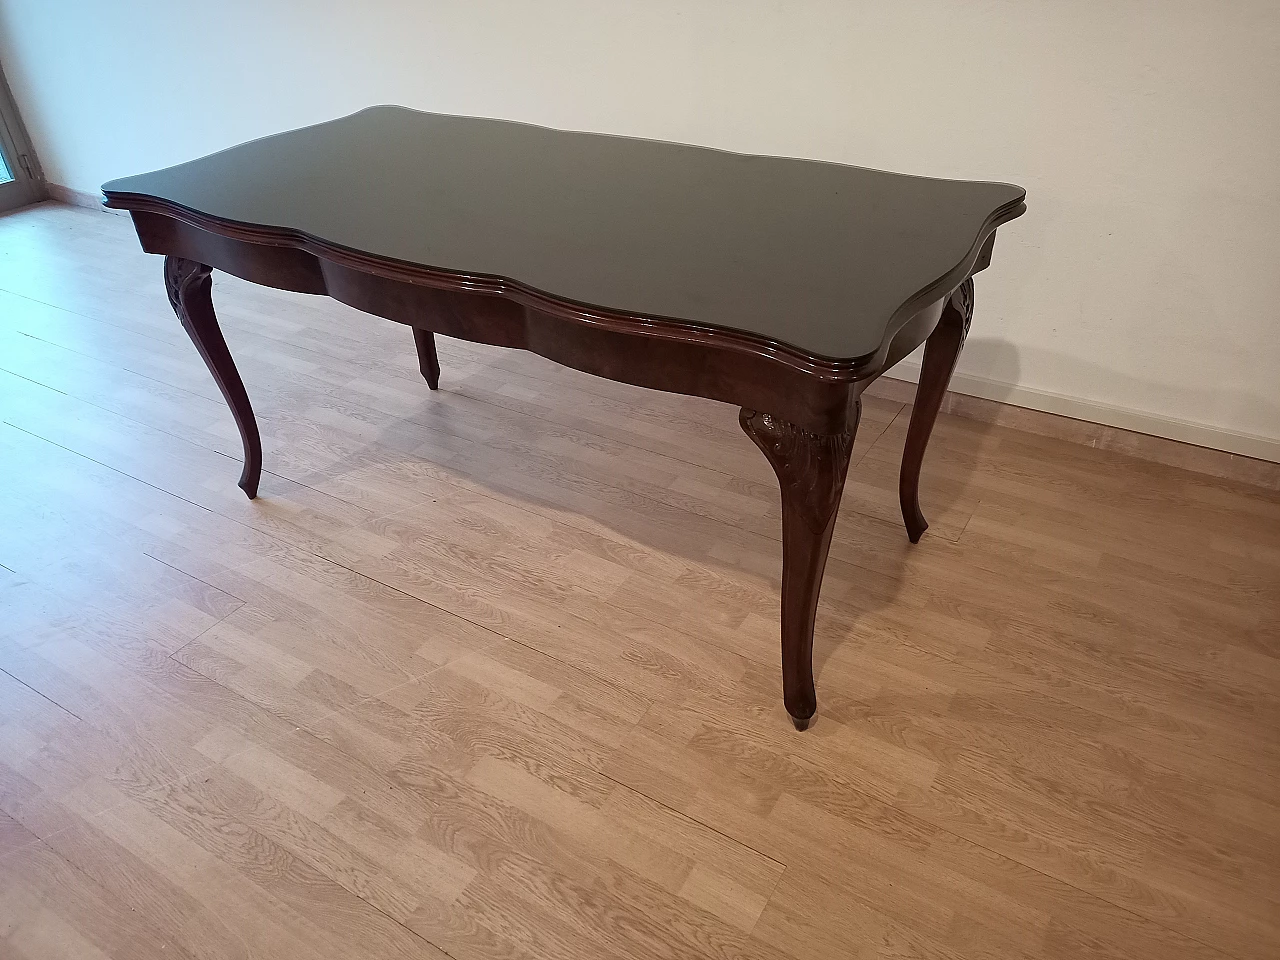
[103,106,1024,362]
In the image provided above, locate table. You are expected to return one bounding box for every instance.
[103,106,1026,729]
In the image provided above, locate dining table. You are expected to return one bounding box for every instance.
[103,106,1026,729]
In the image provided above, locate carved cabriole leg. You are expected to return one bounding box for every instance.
[164,257,263,499]
[412,327,441,390]
[899,277,974,543]
[741,403,858,730]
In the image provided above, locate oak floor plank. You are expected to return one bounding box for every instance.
[1,203,1277,960]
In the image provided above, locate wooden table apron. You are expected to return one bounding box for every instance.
[114,195,997,731]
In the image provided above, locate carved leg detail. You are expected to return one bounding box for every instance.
[165,257,262,499]
[741,404,858,730]
[413,328,441,390]
[899,277,973,543]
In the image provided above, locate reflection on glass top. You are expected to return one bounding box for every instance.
[104,107,1025,361]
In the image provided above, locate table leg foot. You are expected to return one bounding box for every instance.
[741,404,858,728]
[900,278,973,543]
[413,328,441,390]
[165,257,262,499]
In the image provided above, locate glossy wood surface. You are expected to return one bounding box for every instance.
[3,203,1279,960]
[740,406,858,728]
[101,110,1024,727]
[103,106,1025,364]
[901,279,973,543]
[165,256,262,497]
[412,329,441,391]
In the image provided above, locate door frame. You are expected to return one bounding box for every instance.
[0,58,46,212]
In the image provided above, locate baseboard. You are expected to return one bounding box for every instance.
[47,182,128,214]
[868,363,1280,489]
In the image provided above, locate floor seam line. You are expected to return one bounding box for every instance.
[165,599,247,661]
[598,769,788,871]
[0,666,86,723]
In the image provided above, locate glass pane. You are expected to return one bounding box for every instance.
[0,151,12,185]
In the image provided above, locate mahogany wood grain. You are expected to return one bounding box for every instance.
[101,107,1025,726]
[412,327,441,390]
[740,406,858,728]
[164,256,262,498]
[900,278,974,543]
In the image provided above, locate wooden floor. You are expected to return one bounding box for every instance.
[0,202,1277,960]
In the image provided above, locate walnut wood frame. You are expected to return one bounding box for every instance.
[109,192,1019,729]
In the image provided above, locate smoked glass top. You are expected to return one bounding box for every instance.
[104,106,1024,360]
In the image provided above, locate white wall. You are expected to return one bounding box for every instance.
[3,1,1278,458]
